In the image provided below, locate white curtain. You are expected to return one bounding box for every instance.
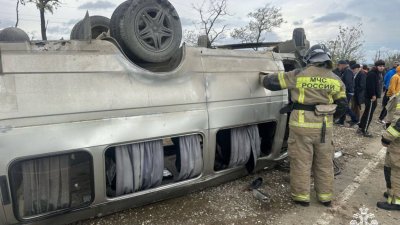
[229,125,261,168]
[21,155,70,216]
[115,140,164,196]
[176,135,203,181]
[247,124,261,158]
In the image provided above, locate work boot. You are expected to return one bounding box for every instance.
[377,202,400,211]
[293,200,310,207]
[320,201,332,207]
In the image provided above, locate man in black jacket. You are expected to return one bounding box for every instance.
[336,60,358,125]
[358,60,385,137]
[352,64,366,122]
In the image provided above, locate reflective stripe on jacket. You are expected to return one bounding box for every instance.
[263,65,346,130]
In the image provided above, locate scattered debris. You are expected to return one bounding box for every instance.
[334,151,343,159]
[163,169,173,178]
[252,189,270,203]
[249,177,263,190]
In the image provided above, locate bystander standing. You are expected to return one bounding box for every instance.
[335,60,358,125]
[378,61,400,123]
[358,60,385,137]
[351,64,366,122]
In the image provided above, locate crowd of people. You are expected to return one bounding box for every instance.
[333,59,400,137]
[332,59,400,210]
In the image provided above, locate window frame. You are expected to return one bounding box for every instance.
[213,120,278,172]
[103,132,205,199]
[8,150,95,222]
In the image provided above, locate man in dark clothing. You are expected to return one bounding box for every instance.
[352,64,366,121]
[378,61,400,123]
[332,66,340,76]
[358,60,386,137]
[336,60,358,125]
[362,64,370,74]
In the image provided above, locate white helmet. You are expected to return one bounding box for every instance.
[303,44,331,64]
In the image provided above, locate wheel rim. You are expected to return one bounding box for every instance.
[134,7,174,52]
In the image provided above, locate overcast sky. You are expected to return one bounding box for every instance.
[0,0,399,63]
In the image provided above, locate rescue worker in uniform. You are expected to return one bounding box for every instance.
[378,118,400,211]
[260,44,347,207]
[381,69,400,200]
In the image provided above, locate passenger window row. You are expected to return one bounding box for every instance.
[8,122,276,220]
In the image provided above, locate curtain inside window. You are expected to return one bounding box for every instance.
[176,135,203,181]
[21,155,70,217]
[115,140,164,196]
[229,125,261,168]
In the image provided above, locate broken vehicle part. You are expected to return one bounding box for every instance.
[252,189,270,203]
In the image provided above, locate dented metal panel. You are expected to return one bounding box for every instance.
[201,47,286,128]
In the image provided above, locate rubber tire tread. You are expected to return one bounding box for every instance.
[70,21,82,40]
[121,0,182,63]
[293,28,305,47]
[89,15,110,39]
[70,16,110,40]
[0,27,30,42]
[110,0,135,58]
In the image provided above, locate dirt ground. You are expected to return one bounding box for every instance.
[71,103,399,225]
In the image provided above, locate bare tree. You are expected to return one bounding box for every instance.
[15,0,26,27]
[190,0,230,46]
[372,49,400,66]
[183,29,200,46]
[323,23,364,64]
[26,0,61,40]
[372,49,383,63]
[231,3,284,50]
[385,52,400,66]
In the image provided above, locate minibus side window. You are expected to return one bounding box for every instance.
[105,134,203,197]
[214,122,276,171]
[9,152,93,219]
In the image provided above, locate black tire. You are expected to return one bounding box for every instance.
[0,27,30,42]
[110,1,135,57]
[293,28,305,47]
[70,21,82,40]
[90,16,111,39]
[110,1,131,41]
[121,0,182,63]
[70,16,110,40]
